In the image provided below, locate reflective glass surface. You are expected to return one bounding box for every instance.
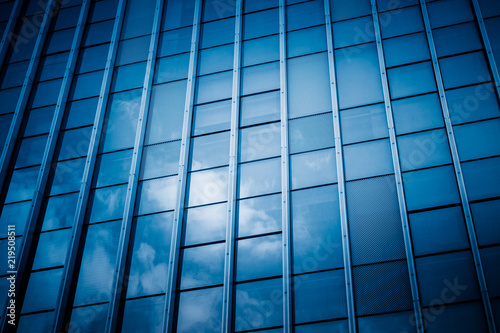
[184,203,226,245]
[240,123,281,162]
[238,158,280,198]
[180,243,225,289]
[186,167,228,206]
[176,287,222,333]
[136,176,178,215]
[236,234,282,281]
[190,132,230,170]
[291,149,337,189]
[344,139,393,180]
[237,194,281,238]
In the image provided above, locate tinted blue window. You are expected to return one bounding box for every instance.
[63,98,98,130]
[158,27,192,57]
[111,62,147,92]
[1,61,29,89]
[447,84,500,125]
[39,53,69,81]
[122,296,164,332]
[136,176,177,214]
[287,25,326,58]
[344,139,393,180]
[425,302,487,333]
[289,113,334,154]
[295,320,348,333]
[244,0,278,13]
[243,8,279,40]
[240,91,280,127]
[0,87,21,115]
[461,157,500,201]
[18,312,55,333]
[41,193,78,231]
[180,243,225,289]
[55,127,92,161]
[0,201,30,236]
[200,18,235,49]
[15,136,47,168]
[471,199,500,246]
[291,149,337,189]
[380,6,424,38]
[49,158,85,196]
[186,167,228,206]
[383,32,430,67]
[69,303,108,331]
[202,0,235,21]
[162,0,195,31]
[94,149,132,187]
[32,229,72,270]
[140,141,181,179]
[193,99,232,135]
[120,0,155,39]
[241,62,280,96]
[286,0,325,31]
[4,166,39,203]
[184,203,226,245]
[236,234,282,281]
[377,0,418,11]
[198,44,233,75]
[434,22,482,57]
[398,129,452,171]
[333,16,374,49]
[190,132,230,170]
[427,0,474,28]
[196,71,233,104]
[45,29,75,54]
[88,185,127,223]
[84,20,114,46]
[481,246,500,297]
[238,158,281,198]
[116,36,150,66]
[340,103,388,144]
[21,268,63,313]
[440,52,490,89]
[155,53,190,83]
[331,0,371,21]
[240,123,281,162]
[392,93,444,135]
[23,106,55,136]
[388,62,437,99]
[70,71,104,100]
[243,35,279,66]
[176,287,222,333]
[29,79,63,108]
[454,119,500,161]
[237,194,281,238]
[358,311,417,333]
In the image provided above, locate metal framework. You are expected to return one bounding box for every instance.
[370,1,424,331]
[323,0,356,331]
[162,0,202,331]
[419,1,497,332]
[53,0,128,330]
[105,0,164,331]
[0,0,23,68]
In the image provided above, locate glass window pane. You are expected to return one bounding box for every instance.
[184,203,226,246]
[425,301,487,333]
[454,119,500,161]
[136,176,178,215]
[146,80,187,144]
[244,0,278,13]
[237,194,281,238]
[176,287,222,333]
[186,167,228,206]
[294,270,347,323]
[383,32,430,67]
[471,199,500,246]
[49,158,85,196]
[193,99,231,135]
[88,185,127,223]
[121,296,164,332]
[162,0,195,31]
[127,212,173,298]
[243,35,279,67]
[440,52,490,89]
[23,106,55,136]
[0,114,11,147]
[18,312,55,333]
[434,22,482,57]
[295,320,348,333]
[236,234,282,281]
[336,43,384,109]
[288,52,332,118]
[392,93,444,135]
[116,36,150,66]
[287,25,327,58]
[84,21,114,46]
[202,0,234,21]
[180,243,225,289]
[32,229,72,270]
[200,18,235,49]
[462,157,500,201]
[41,193,78,231]
[403,165,460,211]
[289,113,334,154]
[481,246,500,297]
[240,123,281,162]
[4,166,39,203]
[238,158,280,198]
[340,103,388,144]
[120,0,155,39]
[243,8,278,40]
[344,139,393,180]
[110,62,147,92]
[358,311,417,333]
[196,71,233,104]
[330,0,371,21]
[69,71,104,101]
[388,62,437,99]
[190,132,230,171]
[240,91,280,127]
[0,201,31,236]
[69,304,107,332]
[333,16,374,49]
[380,6,424,38]
[291,149,337,189]
[154,53,190,84]
[55,127,92,161]
[241,62,280,96]
[158,27,192,57]
[21,269,63,313]
[427,0,474,28]
[94,150,132,187]
[78,44,109,73]
[0,87,21,115]
[63,98,98,130]
[45,29,75,54]
[1,61,29,89]
[409,206,469,256]
[198,44,233,75]
[286,0,325,31]
[140,141,181,179]
[15,135,48,168]
[447,84,500,125]
[38,52,69,81]
[291,185,343,273]
[29,79,63,108]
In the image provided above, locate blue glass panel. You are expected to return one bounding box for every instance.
[294,270,347,323]
[447,84,500,125]
[15,135,47,168]
[158,27,192,57]
[55,127,92,161]
[416,251,481,306]
[23,106,55,137]
[480,246,500,297]
[155,53,190,84]
[286,0,325,31]
[335,43,384,109]
[193,99,232,136]
[73,220,120,306]
[49,158,85,196]
[235,278,283,331]
[1,61,29,89]
[333,16,375,49]
[237,194,281,238]
[377,0,418,11]
[196,71,233,104]
[53,6,80,30]
[291,185,343,273]
[380,6,424,38]
[184,203,226,245]
[240,123,281,162]
[136,176,177,215]
[198,44,233,75]
[344,139,393,180]
[398,129,451,171]
[388,62,437,99]
[69,71,104,100]
[89,0,118,22]
[110,62,147,92]
[120,0,155,39]
[69,304,108,331]
[288,52,332,118]
[383,32,430,67]
[340,103,388,144]
[176,287,222,333]
[0,113,12,148]
[41,193,78,231]
[18,312,54,333]
[478,0,500,18]
[140,141,181,179]
[403,165,460,211]
[471,199,500,246]
[0,87,21,115]
[88,185,127,223]
[29,79,63,108]
[94,150,132,187]
[202,0,235,21]
[241,62,280,96]
[200,18,235,49]
[486,17,500,71]
[0,201,30,237]
[240,91,280,127]
[392,93,444,135]
[127,212,173,298]
[287,25,327,58]
[32,229,72,270]
[84,20,114,46]
[45,29,75,54]
[190,132,230,170]
[236,234,282,281]
[21,268,63,313]
[122,296,164,332]
[440,52,490,89]
[243,35,280,67]
[77,45,109,73]
[243,8,279,40]
[462,157,500,201]
[409,206,469,256]
[146,80,187,144]
[180,243,225,289]
[238,158,281,198]
[4,166,39,203]
[425,302,487,333]
[454,119,500,161]
[358,311,417,333]
[244,0,278,13]
[291,148,337,189]
[295,320,348,333]
[289,113,334,154]
[330,0,371,21]
[186,167,228,206]
[63,98,98,130]
[116,35,150,66]
[427,0,474,28]
[39,52,69,81]
[162,0,195,30]
[434,22,482,58]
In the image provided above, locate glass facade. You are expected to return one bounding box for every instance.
[0,0,499,332]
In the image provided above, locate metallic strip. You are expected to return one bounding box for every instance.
[323,0,356,331]
[163,0,202,331]
[221,0,242,331]
[53,0,128,330]
[278,1,292,332]
[470,0,500,99]
[0,0,22,68]
[420,2,496,332]
[105,0,164,331]
[370,1,424,331]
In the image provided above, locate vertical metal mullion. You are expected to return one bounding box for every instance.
[163,0,201,331]
[470,0,500,99]
[221,0,242,331]
[278,1,292,332]
[420,2,496,332]
[52,0,128,331]
[0,0,57,200]
[370,1,424,331]
[0,0,23,68]
[323,0,355,331]
[105,0,164,331]
[0,0,90,329]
